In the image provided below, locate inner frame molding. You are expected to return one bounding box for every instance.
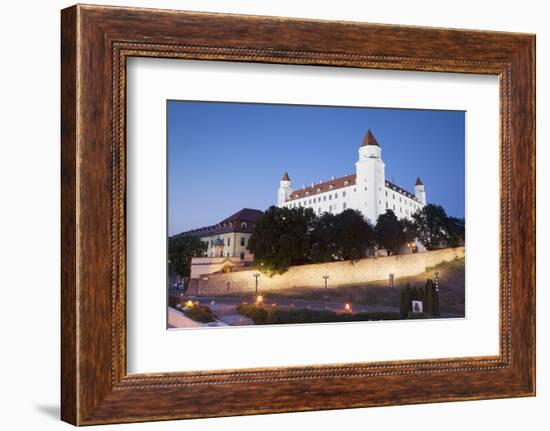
[61,4,534,425]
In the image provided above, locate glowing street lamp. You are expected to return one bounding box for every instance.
[323,274,330,290]
[255,294,264,305]
[344,303,352,313]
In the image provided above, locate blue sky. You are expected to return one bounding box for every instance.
[168,101,465,235]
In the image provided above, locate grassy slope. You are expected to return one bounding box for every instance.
[258,257,465,317]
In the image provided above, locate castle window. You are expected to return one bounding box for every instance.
[240,252,245,260]
[227,237,230,246]
[343,202,347,210]
[329,205,332,212]
[227,252,230,257]
[386,202,388,208]
[393,194,395,200]
[241,222,247,229]
[329,194,332,200]
[323,196,327,201]
[335,193,338,199]
[393,204,395,210]
[364,187,367,191]
[240,237,245,246]
[343,191,346,197]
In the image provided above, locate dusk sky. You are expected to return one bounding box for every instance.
[168,101,465,235]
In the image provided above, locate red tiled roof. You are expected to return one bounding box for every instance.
[288,174,356,200]
[176,208,264,238]
[361,129,380,147]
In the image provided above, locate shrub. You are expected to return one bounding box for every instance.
[237,305,402,325]
[183,305,216,323]
[236,304,268,323]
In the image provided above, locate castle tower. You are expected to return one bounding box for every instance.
[277,171,292,206]
[355,130,386,224]
[415,177,426,205]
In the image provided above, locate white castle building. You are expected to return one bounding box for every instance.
[277,130,426,225]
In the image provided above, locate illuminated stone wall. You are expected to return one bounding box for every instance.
[192,246,465,296]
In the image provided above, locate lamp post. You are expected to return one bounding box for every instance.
[389,273,395,288]
[323,274,329,290]
[434,271,440,318]
[253,272,260,297]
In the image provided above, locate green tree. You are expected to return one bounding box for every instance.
[374,210,407,255]
[412,204,449,250]
[309,212,338,263]
[444,216,465,247]
[247,206,315,275]
[168,235,207,279]
[334,209,375,262]
[401,217,417,245]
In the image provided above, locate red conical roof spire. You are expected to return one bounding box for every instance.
[281,171,290,181]
[361,129,380,147]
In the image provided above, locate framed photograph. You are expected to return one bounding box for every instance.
[61,4,535,425]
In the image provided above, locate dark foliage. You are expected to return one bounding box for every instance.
[444,216,466,247]
[237,304,403,324]
[412,204,449,250]
[168,235,208,278]
[247,206,316,275]
[374,210,410,255]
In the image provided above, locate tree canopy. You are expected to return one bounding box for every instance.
[334,209,375,261]
[246,203,464,275]
[374,210,411,255]
[247,206,315,276]
[412,204,457,250]
[444,216,466,248]
[168,235,208,278]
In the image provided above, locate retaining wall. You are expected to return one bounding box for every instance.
[190,246,464,296]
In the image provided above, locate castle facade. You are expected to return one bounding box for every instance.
[277,130,426,225]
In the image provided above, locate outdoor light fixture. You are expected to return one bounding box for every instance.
[255,295,263,305]
[323,274,330,289]
[344,303,352,313]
